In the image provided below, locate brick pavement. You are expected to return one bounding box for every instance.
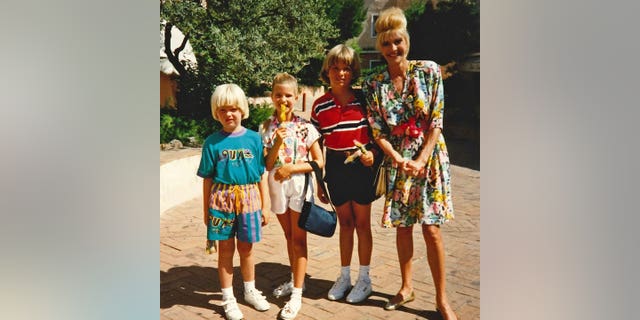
[161,155,479,320]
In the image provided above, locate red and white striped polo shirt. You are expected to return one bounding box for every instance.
[310,91,372,151]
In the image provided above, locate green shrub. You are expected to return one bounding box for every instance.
[160,102,274,147]
[245,102,274,132]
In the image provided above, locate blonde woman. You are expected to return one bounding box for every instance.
[362,7,457,319]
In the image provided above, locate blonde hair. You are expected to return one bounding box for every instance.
[271,72,299,96]
[375,7,410,53]
[320,44,361,84]
[210,83,249,120]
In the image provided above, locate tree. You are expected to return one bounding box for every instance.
[161,0,338,117]
[405,0,479,65]
[325,0,366,48]
[297,0,367,86]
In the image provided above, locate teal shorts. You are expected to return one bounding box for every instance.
[207,209,262,243]
[206,182,263,243]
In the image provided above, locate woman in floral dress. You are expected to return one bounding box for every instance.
[362,7,457,320]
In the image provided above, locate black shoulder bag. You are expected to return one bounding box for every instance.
[298,161,337,237]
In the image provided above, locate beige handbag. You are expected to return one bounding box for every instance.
[374,164,386,198]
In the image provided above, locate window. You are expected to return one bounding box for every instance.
[369,60,384,69]
[371,14,379,38]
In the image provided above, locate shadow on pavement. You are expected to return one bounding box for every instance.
[161,262,337,310]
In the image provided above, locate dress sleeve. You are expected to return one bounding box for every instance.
[305,123,321,148]
[423,61,445,130]
[362,77,389,140]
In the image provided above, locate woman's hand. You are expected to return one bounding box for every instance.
[391,150,406,168]
[274,164,293,181]
[403,159,426,177]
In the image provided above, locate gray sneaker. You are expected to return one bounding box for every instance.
[346,277,372,303]
[327,275,352,301]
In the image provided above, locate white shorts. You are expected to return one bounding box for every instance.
[268,170,314,214]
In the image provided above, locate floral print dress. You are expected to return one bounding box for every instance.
[261,114,320,167]
[363,60,454,227]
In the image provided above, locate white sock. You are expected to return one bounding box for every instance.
[243,280,256,293]
[291,287,303,297]
[221,287,234,301]
[341,266,351,279]
[358,265,370,280]
[289,287,303,308]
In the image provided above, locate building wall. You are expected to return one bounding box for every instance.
[356,0,415,70]
[160,72,177,109]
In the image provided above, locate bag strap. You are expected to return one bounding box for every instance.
[301,161,336,212]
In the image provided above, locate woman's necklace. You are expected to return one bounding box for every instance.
[391,76,405,93]
[388,60,409,93]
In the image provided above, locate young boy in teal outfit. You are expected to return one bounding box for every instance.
[197,83,272,320]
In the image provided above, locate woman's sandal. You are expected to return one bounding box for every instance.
[384,290,415,311]
[435,301,458,320]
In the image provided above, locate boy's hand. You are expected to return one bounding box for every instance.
[261,209,271,226]
[359,150,374,167]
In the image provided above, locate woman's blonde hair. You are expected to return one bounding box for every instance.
[375,7,410,53]
[210,83,249,120]
[320,44,361,84]
[271,72,299,96]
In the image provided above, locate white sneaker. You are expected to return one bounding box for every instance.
[327,275,352,301]
[346,277,372,303]
[273,281,306,298]
[278,299,301,320]
[244,288,270,311]
[221,297,243,320]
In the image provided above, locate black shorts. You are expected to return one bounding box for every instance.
[324,150,380,206]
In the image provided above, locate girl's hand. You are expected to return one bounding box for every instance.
[274,164,292,181]
[359,150,374,167]
[274,127,288,146]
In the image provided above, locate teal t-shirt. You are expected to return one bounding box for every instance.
[197,127,265,184]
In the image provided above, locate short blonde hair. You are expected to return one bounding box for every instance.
[320,44,361,84]
[271,72,299,96]
[210,83,249,120]
[375,7,410,53]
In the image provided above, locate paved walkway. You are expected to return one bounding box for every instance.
[160,151,479,320]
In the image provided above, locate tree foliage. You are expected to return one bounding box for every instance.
[405,0,479,65]
[297,0,367,86]
[325,0,366,48]
[161,0,338,117]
